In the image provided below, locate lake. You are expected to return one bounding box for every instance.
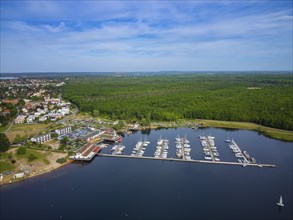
[0,77,18,80]
[0,127,292,220]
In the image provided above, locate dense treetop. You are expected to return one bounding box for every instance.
[63,73,293,130]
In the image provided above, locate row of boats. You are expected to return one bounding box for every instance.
[175,135,191,160]
[131,138,150,157]
[109,134,255,165]
[227,140,256,164]
[154,137,169,158]
[199,135,220,161]
[111,144,125,155]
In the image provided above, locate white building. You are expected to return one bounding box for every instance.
[39,116,47,122]
[55,126,72,135]
[34,112,41,117]
[31,133,51,143]
[27,115,35,123]
[15,115,27,124]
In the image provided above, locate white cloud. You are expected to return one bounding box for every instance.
[1,1,292,72]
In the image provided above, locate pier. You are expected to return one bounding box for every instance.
[97,153,276,168]
[205,136,215,161]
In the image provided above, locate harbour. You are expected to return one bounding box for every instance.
[0,127,292,220]
[69,129,276,168]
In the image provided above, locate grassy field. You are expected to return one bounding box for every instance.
[0,125,9,132]
[0,152,16,172]
[15,149,51,164]
[0,161,15,173]
[196,119,293,142]
[6,124,51,142]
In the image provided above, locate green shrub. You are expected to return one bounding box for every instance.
[28,153,37,162]
[56,158,67,164]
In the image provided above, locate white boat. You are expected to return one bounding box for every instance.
[157,136,163,145]
[175,135,181,142]
[176,144,182,149]
[183,135,190,144]
[204,156,212,160]
[207,135,215,140]
[111,146,118,151]
[277,196,284,207]
[199,135,206,140]
[225,132,231,143]
[143,138,150,146]
[135,140,143,149]
[235,153,243,158]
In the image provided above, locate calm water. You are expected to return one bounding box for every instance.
[0,128,292,220]
[0,77,18,80]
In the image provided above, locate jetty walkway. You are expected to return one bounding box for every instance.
[97,153,276,168]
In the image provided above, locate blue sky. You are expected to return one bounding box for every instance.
[0,0,292,72]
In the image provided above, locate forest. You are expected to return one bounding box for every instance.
[62,73,293,131]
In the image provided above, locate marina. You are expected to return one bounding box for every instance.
[70,126,275,167]
[68,130,276,168]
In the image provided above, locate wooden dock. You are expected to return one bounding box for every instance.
[97,153,276,168]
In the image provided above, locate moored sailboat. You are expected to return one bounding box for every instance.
[277,196,284,207]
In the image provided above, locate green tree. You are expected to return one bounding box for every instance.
[0,133,10,152]
[92,110,100,117]
[17,147,27,155]
[51,132,58,138]
[18,99,25,107]
[60,136,69,147]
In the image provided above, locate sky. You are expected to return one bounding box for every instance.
[0,0,292,72]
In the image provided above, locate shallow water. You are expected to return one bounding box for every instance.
[0,127,292,220]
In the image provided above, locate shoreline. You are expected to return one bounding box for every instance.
[134,120,293,142]
[1,121,292,187]
[0,160,72,187]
